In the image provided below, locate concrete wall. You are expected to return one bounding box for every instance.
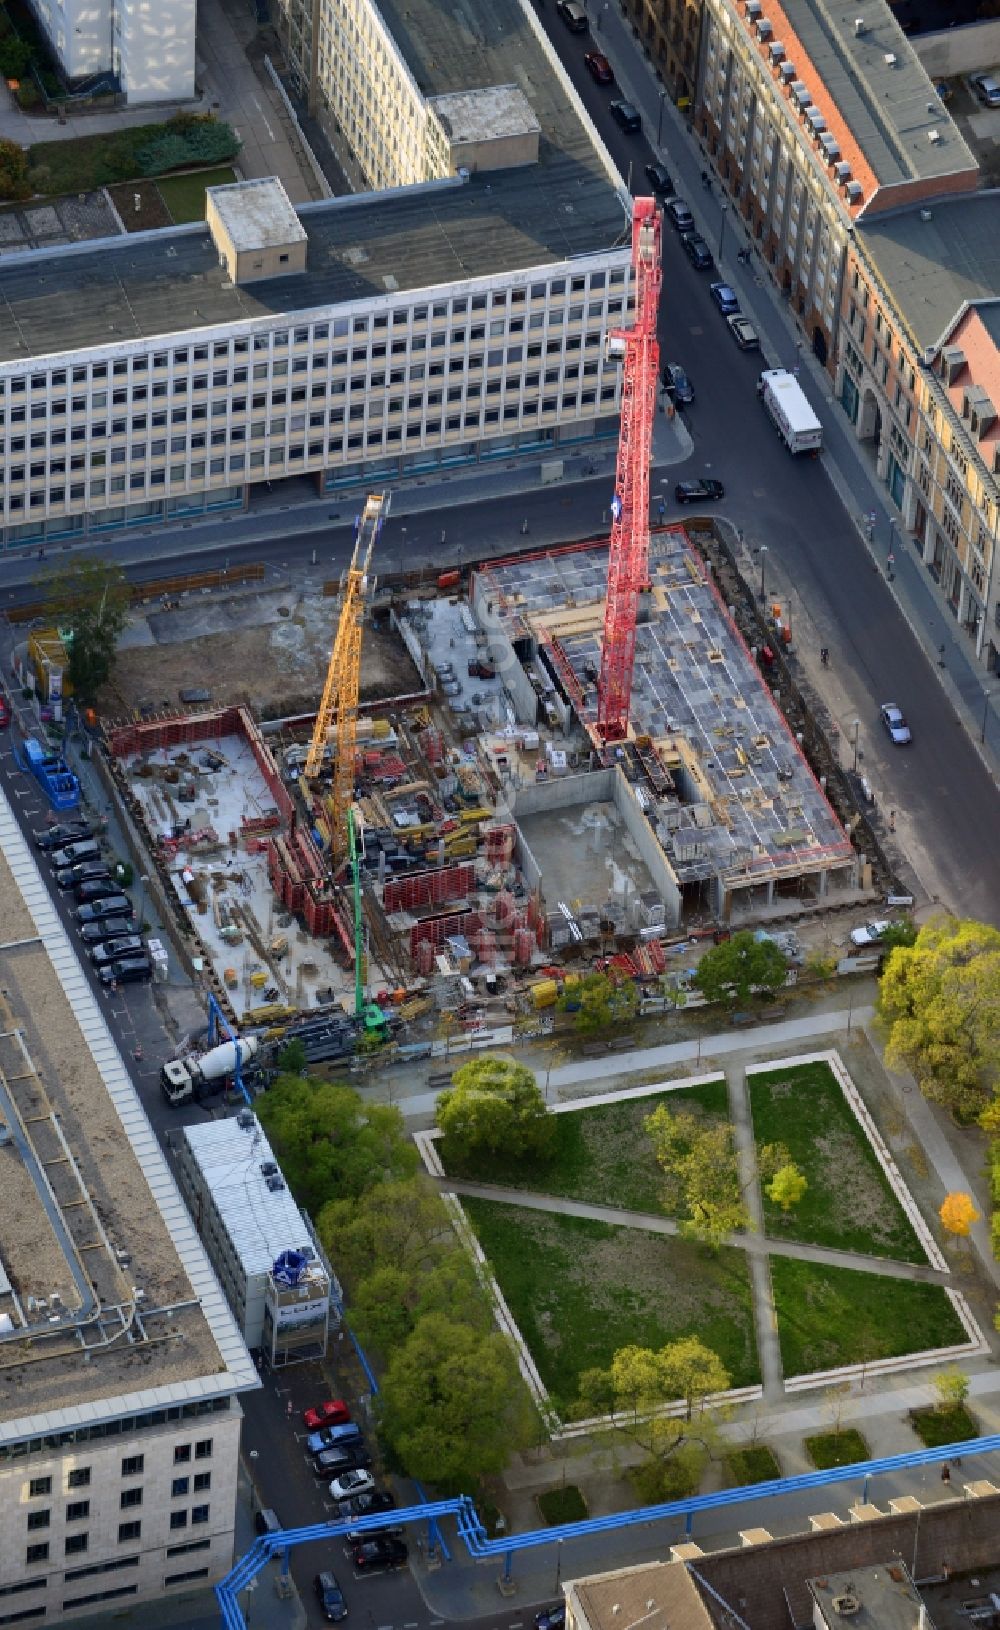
[611,768,682,931]
[511,767,616,818]
[470,572,539,725]
[912,19,1000,78]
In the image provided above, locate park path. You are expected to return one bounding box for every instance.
[726,1064,784,1404]
[437,1176,965,1288]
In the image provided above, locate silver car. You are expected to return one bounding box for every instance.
[880,702,911,745]
[971,72,1000,107]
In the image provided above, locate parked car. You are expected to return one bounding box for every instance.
[644,162,673,195]
[76,878,124,905]
[315,1572,349,1623]
[55,861,110,891]
[609,98,641,132]
[0,694,9,728]
[535,1608,567,1630]
[681,231,712,269]
[880,702,912,745]
[727,314,760,350]
[675,478,725,504]
[556,0,587,29]
[710,281,740,315]
[346,1525,404,1543]
[340,1491,396,1520]
[306,1424,364,1455]
[329,1470,375,1502]
[97,955,151,986]
[80,916,139,945]
[665,198,695,232]
[303,1400,352,1431]
[971,71,1000,106]
[49,838,100,870]
[584,49,612,82]
[850,919,892,948]
[350,1535,408,1572]
[77,895,132,924]
[662,363,694,404]
[313,1445,371,1477]
[35,821,92,850]
[91,936,145,967]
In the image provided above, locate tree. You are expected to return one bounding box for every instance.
[878,916,1000,1121]
[577,1338,730,1500]
[257,1076,417,1216]
[932,1369,970,1413]
[38,555,131,702]
[275,1037,308,1075]
[766,1164,808,1212]
[645,1102,748,1245]
[318,1175,451,1289]
[437,1056,553,1161]
[379,1311,535,1490]
[694,932,788,1008]
[939,1191,981,1238]
[561,971,638,1033]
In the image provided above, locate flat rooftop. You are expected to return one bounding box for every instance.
[810,1565,924,1630]
[429,85,540,145]
[0,793,257,1445]
[859,192,1000,349]
[769,0,975,187]
[208,177,307,252]
[0,163,626,368]
[483,532,851,882]
[180,1116,327,1284]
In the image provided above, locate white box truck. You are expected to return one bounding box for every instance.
[757,369,823,455]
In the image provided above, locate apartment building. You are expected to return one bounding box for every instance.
[693,0,976,367]
[27,0,195,100]
[0,793,258,1624]
[619,0,703,105]
[841,194,1000,674]
[0,156,628,552]
[176,1113,334,1367]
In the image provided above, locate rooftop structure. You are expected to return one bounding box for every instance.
[206,178,309,285]
[175,1115,333,1365]
[475,532,854,923]
[858,192,1000,351]
[567,1560,712,1630]
[810,1564,929,1630]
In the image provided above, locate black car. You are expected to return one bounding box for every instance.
[55,861,111,891]
[644,162,673,196]
[77,895,132,924]
[315,1571,348,1623]
[609,98,641,133]
[49,839,100,871]
[675,478,725,504]
[80,916,139,945]
[535,1609,567,1630]
[76,878,124,905]
[340,1491,397,1520]
[346,1525,404,1543]
[681,231,712,269]
[665,198,695,232]
[350,1535,408,1573]
[313,1446,372,1477]
[34,821,92,850]
[91,935,145,967]
[98,955,152,986]
[662,363,694,405]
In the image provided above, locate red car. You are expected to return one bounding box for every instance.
[584,50,613,83]
[302,1399,351,1431]
[0,694,9,728]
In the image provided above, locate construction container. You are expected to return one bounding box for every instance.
[249,970,268,990]
[531,978,559,1009]
[474,928,497,966]
[416,940,436,976]
[514,928,535,967]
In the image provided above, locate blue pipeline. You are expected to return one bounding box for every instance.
[217,1433,1000,1628]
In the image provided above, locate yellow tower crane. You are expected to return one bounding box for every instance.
[304,491,389,868]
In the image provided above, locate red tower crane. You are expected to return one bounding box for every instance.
[596,197,662,743]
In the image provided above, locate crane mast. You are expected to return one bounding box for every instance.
[596,198,662,743]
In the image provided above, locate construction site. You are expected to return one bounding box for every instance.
[98,200,878,1062]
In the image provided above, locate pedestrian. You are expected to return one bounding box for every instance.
[820,646,830,667]
[941,1463,951,1484]
[520,518,529,535]
[133,1042,143,1063]
[888,810,896,833]
[887,551,895,575]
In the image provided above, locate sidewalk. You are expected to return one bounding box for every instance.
[585,0,1000,782]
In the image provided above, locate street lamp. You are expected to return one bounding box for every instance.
[137,872,150,932]
[981,688,993,745]
[400,524,407,582]
[718,199,729,260]
[851,719,860,775]
[657,89,667,147]
[759,542,769,602]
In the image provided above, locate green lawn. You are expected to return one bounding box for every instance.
[537,1485,588,1524]
[462,1198,759,1413]
[25,120,238,197]
[439,1079,730,1216]
[726,1446,782,1486]
[770,1257,969,1377]
[910,1404,978,1448]
[748,1061,924,1261]
[156,166,239,223]
[805,1429,870,1469]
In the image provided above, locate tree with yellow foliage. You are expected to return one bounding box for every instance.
[939,1192,981,1238]
[877,915,1000,1122]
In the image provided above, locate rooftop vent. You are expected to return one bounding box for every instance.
[236,1109,255,1130]
[779,60,795,80]
[756,17,772,38]
[928,128,941,142]
[854,16,866,32]
[845,179,864,201]
[834,160,852,182]
[260,1161,278,1177]
[768,40,784,61]
[807,108,827,131]
[746,0,762,16]
[884,51,898,65]
[941,344,966,383]
[832,1595,861,1618]
[266,1174,286,1193]
[820,133,841,160]
[792,81,810,105]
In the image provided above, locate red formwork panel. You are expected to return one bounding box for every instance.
[409,910,483,956]
[383,862,475,914]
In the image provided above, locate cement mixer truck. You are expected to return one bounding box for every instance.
[161,1035,260,1106]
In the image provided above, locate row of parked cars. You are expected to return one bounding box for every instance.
[299,1398,409,1619]
[34,818,151,985]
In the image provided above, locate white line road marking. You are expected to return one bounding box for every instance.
[250,94,276,142]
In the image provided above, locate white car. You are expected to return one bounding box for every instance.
[971,72,1000,107]
[329,1469,375,1502]
[850,920,891,948]
[880,702,912,745]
